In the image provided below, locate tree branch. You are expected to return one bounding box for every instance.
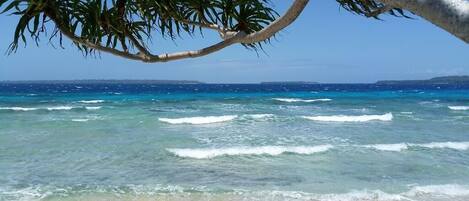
[377,0,469,43]
[46,12,143,61]
[365,5,393,18]
[46,0,310,62]
[239,0,309,44]
[146,32,247,62]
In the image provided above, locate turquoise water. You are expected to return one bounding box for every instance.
[1,84,469,201]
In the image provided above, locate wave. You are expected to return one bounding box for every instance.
[261,184,469,201]
[273,98,332,103]
[159,115,237,125]
[303,113,393,122]
[363,143,408,152]
[405,184,469,197]
[449,106,469,111]
[243,114,275,119]
[0,106,101,112]
[0,107,39,111]
[85,106,102,110]
[418,142,469,150]
[71,119,90,122]
[78,100,105,104]
[167,145,333,159]
[400,112,413,114]
[46,106,74,111]
[2,184,469,201]
[364,141,469,152]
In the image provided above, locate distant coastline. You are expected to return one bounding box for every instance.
[1,76,468,85]
[260,81,319,85]
[0,80,204,84]
[376,76,469,85]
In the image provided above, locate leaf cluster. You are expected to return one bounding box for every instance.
[1,0,278,54]
[1,0,408,56]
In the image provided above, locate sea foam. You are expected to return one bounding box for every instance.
[0,107,39,111]
[364,141,469,152]
[449,106,469,111]
[266,184,469,201]
[78,100,105,104]
[363,143,408,152]
[3,184,469,201]
[273,98,332,103]
[405,184,469,197]
[46,106,74,111]
[247,114,275,119]
[85,106,102,110]
[159,115,237,125]
[303,113,393,122]
[167,145,333,159]
[418,142,469,150]
[71,119,90,122]
[243,114,275,120]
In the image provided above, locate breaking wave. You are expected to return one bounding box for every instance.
[167,145,333,159]
[0,106,101,111]
[363,143,408,152]
[85,106,102,110]
[71,119,90,122]
[364,141,469,152]
[78,100,105,104]
[449,106,469,111]
[0,107,39,111]
[273,98,332,103]
[243,114,275,119]
[46,106,75,111]
[159,115,237,125]
[303,113,393,122]
[4,184,469,201]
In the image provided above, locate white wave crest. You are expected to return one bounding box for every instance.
[3,184,469,201]
[405,184,469,197]
[363,143,408,152]
[0,107,39,111]
[0,106,99,112]
[449,106,469,111]
[46,106,74,111]
[71,119,90,122]
[167,145,333,159]
[419,142,469,150]
[85,106,102,110]
[244,114,275,119]
[364,141,469,152]
[264,184,469,201]
[364,143,406,152]
[303,113,393,122]
[159,115,237,125]
[78,100,105,104]
[273,98,332,103]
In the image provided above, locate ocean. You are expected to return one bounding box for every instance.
[0,83,468,201]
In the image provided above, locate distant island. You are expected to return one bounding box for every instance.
[0,80,204,84]
[260,81,319,85]
[376,76,469,85]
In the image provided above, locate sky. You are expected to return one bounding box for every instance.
[0,1,468,83]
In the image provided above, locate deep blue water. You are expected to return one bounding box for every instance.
[1,83,469,201]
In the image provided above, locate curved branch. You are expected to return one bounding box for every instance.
[378,0,469,43]
[146,32,247,62]
[45,12,143,61]
[239,0,309,44]
[46,0,310,62]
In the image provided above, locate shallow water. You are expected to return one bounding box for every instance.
[1,83,469,201]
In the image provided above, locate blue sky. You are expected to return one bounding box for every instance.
[0,1,468,83]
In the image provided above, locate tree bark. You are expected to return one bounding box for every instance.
[378,0,469,43]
